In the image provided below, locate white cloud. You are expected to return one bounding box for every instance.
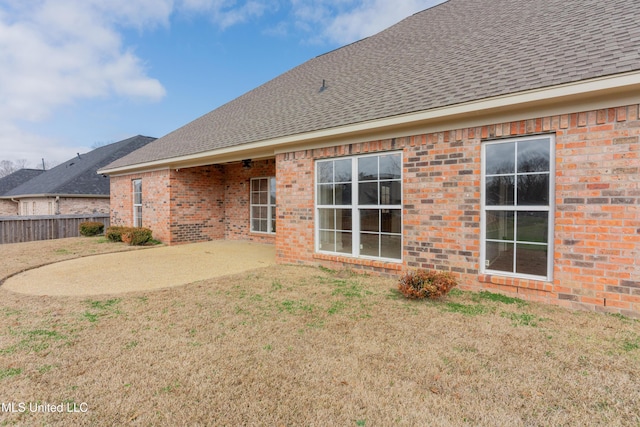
[0,122,90,169]
[215,1,270,29]
[177,0,272,29]
[0,0,167,124]
[0,0,170,164]
[324,0,431,44]
[287,0,444,45]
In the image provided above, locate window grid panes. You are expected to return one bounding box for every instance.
[132,179,142,228]
[316,153,402,261]
[483,137,553,279]
[250,177,276,234]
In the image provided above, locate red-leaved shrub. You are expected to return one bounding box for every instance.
[398,270,457,299]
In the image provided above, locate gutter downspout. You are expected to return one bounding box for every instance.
[10,198,20,215]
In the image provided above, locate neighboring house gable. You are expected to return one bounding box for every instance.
[100,0,640,317]
[2,135,156,216]
[0,169,46,215]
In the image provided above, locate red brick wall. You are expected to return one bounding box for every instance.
[275,152,315,264]
[110,170,171,242]
[224,159,276,244]
[169,166,225,243]
[552,107,639,315]
[276,104,640,317]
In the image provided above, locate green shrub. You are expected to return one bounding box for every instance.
[79,221,104,236]
[122,228,153,246]
[398,269,457,300]
[105,226,153,245]
[105,226,127,242]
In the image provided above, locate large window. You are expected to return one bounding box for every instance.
[132,179,142,228]
[316,152,402,261]
[251,177,276,233]
[482,136,554,279]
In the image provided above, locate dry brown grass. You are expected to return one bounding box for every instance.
[1,238,639,426]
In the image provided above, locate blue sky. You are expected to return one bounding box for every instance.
[0,0,444,168]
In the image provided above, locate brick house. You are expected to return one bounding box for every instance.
[0,169,46,215]
[100,0,640,316]
[1,136,155,216]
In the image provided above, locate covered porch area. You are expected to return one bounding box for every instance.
[109,158,276,245]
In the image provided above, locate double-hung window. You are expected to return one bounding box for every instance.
[482,136,554,279]
[250,177,276,233]
[132,179,142,228]
[316,152,402,261]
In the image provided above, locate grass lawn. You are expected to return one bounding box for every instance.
[0,238,639,425]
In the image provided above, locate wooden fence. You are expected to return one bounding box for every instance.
[0,214,110,244]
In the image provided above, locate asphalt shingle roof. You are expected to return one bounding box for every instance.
[106,0,640,170]
[0,169,45,196]
[3,136,156,197]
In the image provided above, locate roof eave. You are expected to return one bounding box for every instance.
[98,70,640,176]
[0,194,110,200]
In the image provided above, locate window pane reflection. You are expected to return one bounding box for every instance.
[360,233,379,257]
[516,244,547,276]
[379,154,401,179]
[358,157,378,181]
[518,139,549,172]
[359,182,378,204]
[360,209,379,232]
[380,234,402,259]
[335,159,352,182]
[486,142,515,174]
[517,175,549,205]
[486,211,514,241]
[486,176,514,205]
[516,212,548,243]
[381,210,401,233]
[485,241,514,273]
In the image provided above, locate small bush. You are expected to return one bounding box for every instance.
[398,270,457,300]
[105,226,127,242]
[105,226,153,245]
[79,221,104,237]
[122,228,153,246]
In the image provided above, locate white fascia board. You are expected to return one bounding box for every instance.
[99,71,640,175]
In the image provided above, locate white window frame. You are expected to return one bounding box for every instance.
[132,179,142,228]
[480,135,555,281]
[250,177,276,234]
[315,152,403,262]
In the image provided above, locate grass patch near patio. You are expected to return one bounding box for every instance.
[0,239,639,425]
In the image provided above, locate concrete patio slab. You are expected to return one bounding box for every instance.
[3,240,275,297]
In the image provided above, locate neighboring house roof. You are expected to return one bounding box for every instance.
[3,135,156,198]
[102,0,640,173]
[0,169,46,196]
